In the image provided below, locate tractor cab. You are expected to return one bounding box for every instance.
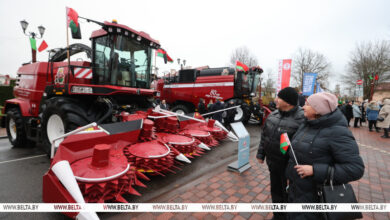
[234,67,263,98]
[91,21,161,89]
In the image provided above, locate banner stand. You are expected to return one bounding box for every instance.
[227,122,251,174]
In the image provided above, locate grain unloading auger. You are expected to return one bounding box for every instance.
[43,107,237,219]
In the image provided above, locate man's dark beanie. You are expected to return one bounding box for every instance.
[278,87,298,106]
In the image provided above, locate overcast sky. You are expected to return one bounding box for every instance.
[1,0,389,90]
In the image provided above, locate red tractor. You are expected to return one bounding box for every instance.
[154,66,270,124]
[3,19,164,154]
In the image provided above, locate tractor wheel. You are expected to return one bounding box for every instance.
[6,108,29,148]
[41,97,93,156]
[234,102,250,124]
[171,105,189,115]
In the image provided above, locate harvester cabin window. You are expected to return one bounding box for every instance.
[94,34,152,88]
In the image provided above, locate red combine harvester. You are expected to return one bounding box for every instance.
[154,66,271,124]
[3,16,236,219]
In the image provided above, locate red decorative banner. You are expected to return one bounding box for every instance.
[278,59,292,92]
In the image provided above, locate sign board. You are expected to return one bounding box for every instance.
[356,80,363,85]
[302,73,318,96]
[227,122,251,173]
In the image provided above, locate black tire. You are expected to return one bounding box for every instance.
[171,104,190,114]
[234,102,251,124]
[6,108,28,148]
[41,97,95,155]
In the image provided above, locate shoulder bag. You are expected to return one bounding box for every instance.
[317,166,362,220]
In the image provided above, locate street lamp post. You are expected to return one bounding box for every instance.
[20,20,45,63]
[177,58,186,70]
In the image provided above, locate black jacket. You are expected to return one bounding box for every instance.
[197,102,207,115]
[225,102,237,121]
[257,106,305,163]
[210,101,224,121]
[286,109,364,219]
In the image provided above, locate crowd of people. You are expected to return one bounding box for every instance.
[338,99,390,138]
[258,87,366,220]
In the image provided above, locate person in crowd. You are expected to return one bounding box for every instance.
[377,99,390,138]
[298,91,306,107]
[257,87,305,220]
[210,98,224,123]
[197,98,207,115]
[286,92,364,220]
[224,99,237,130]
[207,100,214,111]
[160,99,169,110]
[344,101,353,126]
[360,100,367,126]
[366,101,380,132]
[353,101,362,128]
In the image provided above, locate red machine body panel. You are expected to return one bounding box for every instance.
[159,75,235,108]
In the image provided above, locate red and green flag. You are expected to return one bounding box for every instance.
[38,40,48,52]
[236,60,249,72]
[66,7,81,39]
[280,133,291,155]
[156,49,173,63]
[29,38,37,51]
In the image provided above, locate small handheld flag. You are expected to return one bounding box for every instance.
[236,60,249,72]
[281,133,299,165]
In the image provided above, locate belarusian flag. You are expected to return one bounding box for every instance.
[156,49,173,63]
[236,60,249,72]
[280,133,291,155]
[38,40,48,52]
[66,7,81,39]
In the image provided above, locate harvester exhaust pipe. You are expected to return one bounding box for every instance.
[52,161,100,220]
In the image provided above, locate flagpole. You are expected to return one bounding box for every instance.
[66,8,70,69]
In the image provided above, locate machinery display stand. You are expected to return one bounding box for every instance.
[227,122,251,174]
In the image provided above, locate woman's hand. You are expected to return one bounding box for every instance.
[294,165,313,178]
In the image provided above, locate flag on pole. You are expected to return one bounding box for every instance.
[369,74,373,80]
[375,74,379,81]
[38,40,48,52]
[66,7,81,39]
[281,133,299,165]
[280,133,290,154]
[156,49,173,63]
[29,38,37,50]
[236,60,249,72]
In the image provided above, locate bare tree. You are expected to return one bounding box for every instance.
[230,46,258,67]
[292,48,331,90]
[344,40,390,99]
[262,68,276,96]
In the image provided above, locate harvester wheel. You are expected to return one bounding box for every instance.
[6,108,28,148]
[171,104,189,115]
[41,97,92,155]
[234,102,250,124]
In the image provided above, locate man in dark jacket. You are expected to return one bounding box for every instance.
[224,99,237,130]
[197,98,207,115]
[345,101,353,126]
[210,99,224,122]
[257,87,305,220]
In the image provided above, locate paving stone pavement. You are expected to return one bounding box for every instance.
[129,125,390,220]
